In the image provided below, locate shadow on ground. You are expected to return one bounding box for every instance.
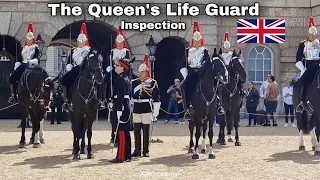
[265,150,320,165]
[63,143,114,154]
[0,145,27,154]
[139,154,207,167]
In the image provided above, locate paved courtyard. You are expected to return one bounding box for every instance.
[0,119,319,180]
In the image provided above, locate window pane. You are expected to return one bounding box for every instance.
[256,71,264,81]
[257,54,264,59]
[264,60,271,70]
[248,71,255,81]
[248,59,255,70]
[256,46,265,53]
[256,60,263,70]
[263,49,271,58]
[249,49,256,58]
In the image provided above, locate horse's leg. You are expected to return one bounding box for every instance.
[87,116,94,159]
[226,111,234,142]
[298,129,306,151]
[33,119,41,148]
[219,114,226,145]
[29,121,35,144]
[71,114,80,160]
[19,110,27,148]
[192,117,201,159]
[188,119,195,153]
[39,119,45,144]
[234,111,241,146]
[208,113,215,159]
[201,120,207,153]
[314,120,320,156]
[80,136,86,154]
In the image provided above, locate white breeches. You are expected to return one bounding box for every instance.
[133,113,152,124]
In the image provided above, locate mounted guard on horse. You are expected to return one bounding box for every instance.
[295,16,320,112]
[8,23,48,104]
[180,21,226,121]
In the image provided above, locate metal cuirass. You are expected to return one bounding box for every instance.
[222,51,233,66]
[112,48,128,63]
[304,39,320,60]
[21,45,36,63]
[72,46,90,66]
[188,47,205,68]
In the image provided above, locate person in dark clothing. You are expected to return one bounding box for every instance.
[245,82,260,127]
[165,79,181,124]
[109,60,132,163]
[50,85,64,124]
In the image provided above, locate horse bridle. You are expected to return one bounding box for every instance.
[224,56,241,97]
[77,54,102,104]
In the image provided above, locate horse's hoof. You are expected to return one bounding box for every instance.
[188,148,194,154]
[87,153,94,159]
[192,153,199,159]
[312,146,315,151]
[73,154,80,160]
[33,143,41,148]
[201,149,207,154]
[314,151,320,156]
[40,139,45,144]
[29,140,33,144]
[216,139,221,144]
[19,142,26,148]
[208,153,216,159]
[220,141,226,145]
[235,141,241,146]
[228,138,234,142]
[299,146,306,151]
[80,149,86,154]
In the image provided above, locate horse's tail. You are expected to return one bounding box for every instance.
[300,110,310,134]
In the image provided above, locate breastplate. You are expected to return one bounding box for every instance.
[188,47,204,68]
[112,48,127,63]
[73,46,90,65]
[222,52,233,66]
[304,40,320,60]
[21,45,36,63]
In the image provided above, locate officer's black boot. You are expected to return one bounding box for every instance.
[62,88,71,112]
[132,123,142,157]
[142,124,150,157]
[8,84,18,104]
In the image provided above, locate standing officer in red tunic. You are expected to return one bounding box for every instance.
[131,54,160,157]
[109,59,133,163]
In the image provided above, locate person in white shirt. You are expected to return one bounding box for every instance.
[282,81,296,128]
[260,74,277,121]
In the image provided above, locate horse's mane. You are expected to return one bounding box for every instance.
[199,58,212,77]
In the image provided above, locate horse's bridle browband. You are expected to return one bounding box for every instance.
[224,56,240,97]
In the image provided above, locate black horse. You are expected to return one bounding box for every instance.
[187,48,228,159]
[17,65,54,148]
[217,50,246,146]
[69,52,103,160]
[292,72,320,155]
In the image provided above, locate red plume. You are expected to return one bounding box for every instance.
[191,21,204,47]
[25,23,36,45]
[80,23,90,47]
[309,16,315,27]
[114,26,127,48]
[144,54,151,79]
[224,32,229,41]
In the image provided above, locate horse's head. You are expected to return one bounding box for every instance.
[210,48,228,84]
[83,52,103,84]
[42,78,55,107]
[228,50,247,83]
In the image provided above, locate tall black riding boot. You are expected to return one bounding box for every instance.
[62,87,71,112]
[8,84,18,104]
[142,124,150,157]
[132,123,142,157]
[180,81,191,120]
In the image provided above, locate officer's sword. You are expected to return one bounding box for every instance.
[108,33,113,123]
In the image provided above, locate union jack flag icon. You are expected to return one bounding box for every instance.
[237,19,286,44]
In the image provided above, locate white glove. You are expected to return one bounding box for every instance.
[28,59,39,66]
[152,102,161,118]
[295,61,306,75]
[106,66,112,72]
[66,64,73,71]
[117,111,122,120]
[180,68,188,80]
[14,62,21,70]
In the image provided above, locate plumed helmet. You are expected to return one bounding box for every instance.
[25,23,36,45]
[223,32,231,49]
[308,16,317,35]
[191,21,204,47]
[77,23,90,47]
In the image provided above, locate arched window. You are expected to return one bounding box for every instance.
[248,46,273,83]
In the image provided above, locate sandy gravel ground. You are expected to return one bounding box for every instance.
[0,119,319,180]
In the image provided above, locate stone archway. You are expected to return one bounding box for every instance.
[0,35,22,119]
[154,36,188,118]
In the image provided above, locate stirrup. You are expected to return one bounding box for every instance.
[62,102,71,112]
[184,109,191,120]
[296,101,304,112]
[8,96,17,104]
[217,106,225,115]
[99,100,106,110]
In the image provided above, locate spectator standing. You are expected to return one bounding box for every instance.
[50,86,64,124]
[283,81,296,128]
[165,79,181,124]
[245,82,260,127]
[260,74,277,123]
[264,76,279,127]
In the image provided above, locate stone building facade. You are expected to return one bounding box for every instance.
[0,0,320,117]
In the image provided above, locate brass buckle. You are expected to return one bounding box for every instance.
[137,99,142,103]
